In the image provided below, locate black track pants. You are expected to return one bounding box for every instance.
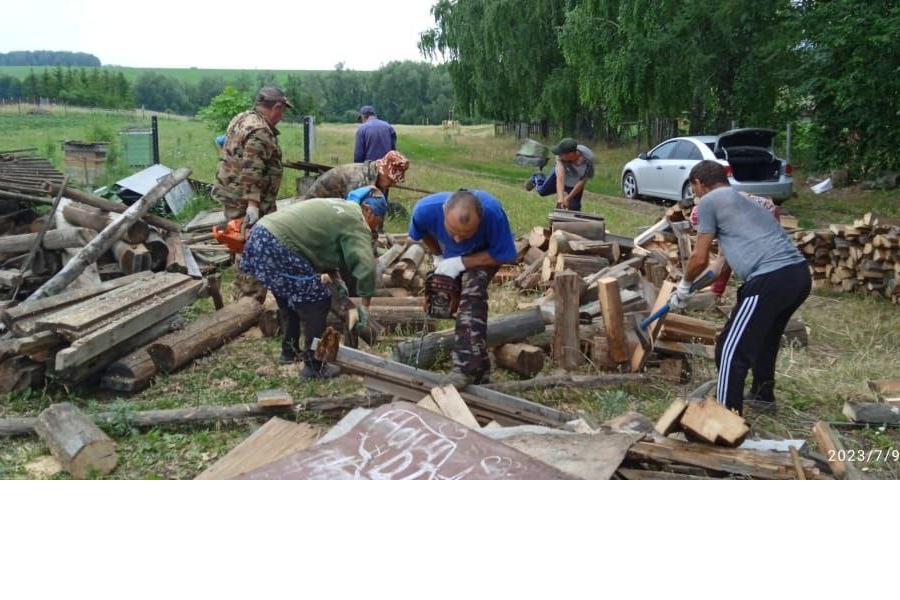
[715,261,811,413]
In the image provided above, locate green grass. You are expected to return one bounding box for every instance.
[2,108,899,479]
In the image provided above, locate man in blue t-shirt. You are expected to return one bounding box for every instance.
[673,160,810,415]
[409,189,517,386]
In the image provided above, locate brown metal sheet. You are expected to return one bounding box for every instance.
[236,402,575,480]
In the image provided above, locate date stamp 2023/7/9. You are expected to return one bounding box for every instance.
[829,448,900,463]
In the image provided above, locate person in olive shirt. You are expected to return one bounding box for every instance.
[240,196,387,378]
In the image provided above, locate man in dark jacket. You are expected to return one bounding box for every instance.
[354,105,397,163]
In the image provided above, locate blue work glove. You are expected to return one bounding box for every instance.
[669,279,693,311]
[434,256,465,278]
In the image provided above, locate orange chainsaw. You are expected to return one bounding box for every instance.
[212,218,249,254]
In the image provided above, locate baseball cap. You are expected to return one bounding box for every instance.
[551,137,578,155]
[255,86,294,109]
[359,105,376,117]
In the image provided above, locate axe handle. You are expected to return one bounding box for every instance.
[639,269,716,331]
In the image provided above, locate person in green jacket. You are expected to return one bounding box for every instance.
[240,194,386,378]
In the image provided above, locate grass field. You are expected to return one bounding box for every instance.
[1,107,898,479]
[0,65,327,85]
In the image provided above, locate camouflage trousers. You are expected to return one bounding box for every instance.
[452,266,498,382]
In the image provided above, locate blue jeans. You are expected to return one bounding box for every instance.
[535,170,582,211]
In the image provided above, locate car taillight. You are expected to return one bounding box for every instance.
[723,163,733,178]
[785,163,793,176]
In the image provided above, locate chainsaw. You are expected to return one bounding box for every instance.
[212,218,249,254]
[423,271,461,319]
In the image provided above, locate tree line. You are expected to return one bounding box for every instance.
[0,61,455,127]
[419,0,900,175]
[0,50,100,67]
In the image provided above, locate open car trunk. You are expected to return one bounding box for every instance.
[715,128,782,182]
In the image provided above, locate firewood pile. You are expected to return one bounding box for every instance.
[791,212,900,303]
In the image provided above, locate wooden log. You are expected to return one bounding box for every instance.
[556,254,610,278]
[551,220,605,241]
[44,181,182,233]
[812,421,864,480]
[62,202,149,245]
[657,312,719,345]
[164,232,189,274]
[111,240,151,274]
[598,276,629,364]
[34,402,118,479]
[0,227,95,254]
[393,307,546,368]
[540,255,556,283]
[378,242,407,270]
[0,395,377,437]
[493,343,545,378]
[523,246,544,265]
[0,355,46,394]
[397,243,425,270]
[548,230,588,257]
[147,296,262,373]
[527,226,550,250]
[553,270,584,370]
[680,399,750,447]
[482,373,648,393]
[27,168,190,302]
[318,340,574,427]
[206,273,224,311]
[144,231,169,271]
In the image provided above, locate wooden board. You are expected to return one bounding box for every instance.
[427,384,480,429]
[654,398,688,436]
[195,417,323,480]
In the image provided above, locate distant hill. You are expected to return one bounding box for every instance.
[0,51,101,67]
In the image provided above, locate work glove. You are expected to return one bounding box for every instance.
[355,304,369,328]
[669,278,693,311]
[434,256,465,279]
[244,203,260,227]
[432,254,444,268]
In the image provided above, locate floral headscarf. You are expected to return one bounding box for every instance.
[375,150,410,184]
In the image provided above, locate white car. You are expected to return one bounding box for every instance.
[620,128,794,205]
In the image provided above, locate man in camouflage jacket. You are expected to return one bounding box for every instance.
[213,86,292,301]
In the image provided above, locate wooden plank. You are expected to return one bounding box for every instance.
[256,389,294,408]
[628,436,825,480]
[35,272,193,337]
[53,279,204,371]
[654,398,688,436]
[868,378,900,400]
[195,417,323,480]
[812,420,864,480]
[483,373,649,393]
[428,384,480,429]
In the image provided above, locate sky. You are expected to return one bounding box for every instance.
[0,0,442,70]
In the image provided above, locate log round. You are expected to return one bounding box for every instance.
[34,402,118,479]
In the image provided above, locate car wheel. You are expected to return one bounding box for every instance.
[678,181,694,208]
[622,171,640,200]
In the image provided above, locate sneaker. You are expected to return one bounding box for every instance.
[279,351,297,365]
[301,362,341,379]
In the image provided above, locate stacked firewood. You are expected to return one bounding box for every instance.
[792,213,900,303]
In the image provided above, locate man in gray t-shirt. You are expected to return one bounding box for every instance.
[528,137,594,211]
[672,160,811,415]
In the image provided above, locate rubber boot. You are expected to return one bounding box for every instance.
[276,297,300,364]
[299,298,340,379]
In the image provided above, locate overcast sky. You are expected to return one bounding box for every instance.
[0,0,441,70]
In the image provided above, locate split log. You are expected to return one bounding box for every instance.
[0,355,46,394]
[598,277,629,364]
[493,343,545,378]
[527,226,550,250]
[111,240,151,274]
[654,398,689,436]
[680,399,750,447]
[393,307,546,368]
[257,295,280,337]
[34,402,118,479]
[144,231,169,271]
[523,246,545,265]
[515,256,543,289]
[551,220,605,241]
[553,270,584,370]
[555,254,610,278]
[812,421,864,480]
[147,296,262,373]
[27,168,191,302]
[62,202,149,244]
